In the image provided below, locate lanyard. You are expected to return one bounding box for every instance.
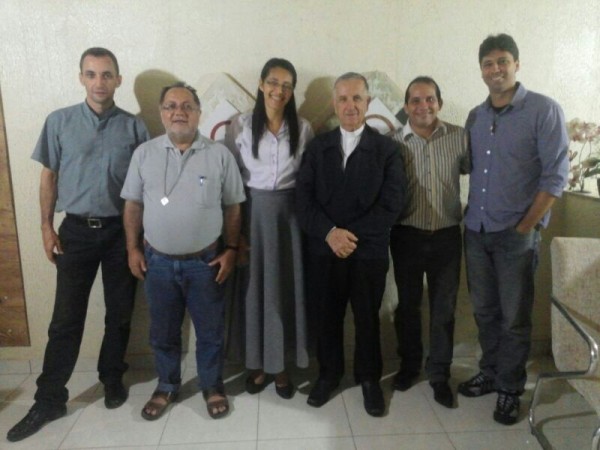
[161,147,192,206]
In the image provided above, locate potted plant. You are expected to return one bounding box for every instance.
[567,118,600,194]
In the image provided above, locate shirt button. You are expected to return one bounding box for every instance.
[484,169,488,174]
[482,188,486,192]
[486,150,491,155]
[480,206,484,210]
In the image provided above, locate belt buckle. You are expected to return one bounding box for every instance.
[87,218,102,228]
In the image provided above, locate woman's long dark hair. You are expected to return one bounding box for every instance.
[251,58,300,159]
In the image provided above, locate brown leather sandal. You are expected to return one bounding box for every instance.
[202,387,229,419]
[141,390,178,421]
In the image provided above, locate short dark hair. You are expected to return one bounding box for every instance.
[478,33,519,63]
[334,72,369,93]
[79,47,120,75]
[404,76,442,105]
[159,82,201,107]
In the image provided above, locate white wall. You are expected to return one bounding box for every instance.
[1,0,599,362]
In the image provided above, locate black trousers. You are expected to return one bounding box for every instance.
[307,253,388,384]
[34,215,136,409]
[389,225,461,382]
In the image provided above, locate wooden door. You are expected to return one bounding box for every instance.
[0,88,30,346]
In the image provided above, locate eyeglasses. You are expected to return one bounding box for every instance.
[264,79,294,93]
[161,103,200,113]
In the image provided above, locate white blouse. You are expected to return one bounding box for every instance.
[224,111,314,190]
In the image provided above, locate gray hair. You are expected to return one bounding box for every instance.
[159,81,201,107]
[333,72,369,93]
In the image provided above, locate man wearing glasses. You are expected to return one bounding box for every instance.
[121,82,245,420]
[8,47,149,442]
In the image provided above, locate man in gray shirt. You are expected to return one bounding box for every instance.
[121,82,245,420]
[389,77,469,408]
[8,47,149,443]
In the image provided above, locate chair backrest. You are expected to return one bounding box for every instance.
[551,237,600,414]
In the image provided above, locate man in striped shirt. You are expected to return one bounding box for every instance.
[389,76,469,408]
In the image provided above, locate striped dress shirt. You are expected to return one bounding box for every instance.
[390,120,469,231]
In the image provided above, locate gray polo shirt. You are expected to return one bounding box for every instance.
[121,133,246,254]
[31,102,150,216]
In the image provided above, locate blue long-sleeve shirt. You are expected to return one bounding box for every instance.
[464,83,569,232]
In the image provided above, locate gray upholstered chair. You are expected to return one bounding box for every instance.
[529,237,600,449]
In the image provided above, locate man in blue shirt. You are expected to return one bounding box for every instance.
[7,48,149,442]
[458,34,569,425]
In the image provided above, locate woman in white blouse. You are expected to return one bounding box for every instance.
[225,58,313,398]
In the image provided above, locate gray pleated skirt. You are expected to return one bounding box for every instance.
[245,188,309,372]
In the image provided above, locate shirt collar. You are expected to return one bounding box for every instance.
[163,132,206,153]
[402,119,446,141]
[340,124,365,140]
[82,100,118,121]
[484,82,528,112]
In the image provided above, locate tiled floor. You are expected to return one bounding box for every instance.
[0,356,597,449]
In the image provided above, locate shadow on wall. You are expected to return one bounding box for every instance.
[134,70,180,138]
[298,76,336,134]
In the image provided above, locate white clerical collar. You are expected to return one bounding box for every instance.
[340,124,365,140]
[340,124,364,168]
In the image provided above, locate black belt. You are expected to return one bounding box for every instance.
[397,225,460,236]
[144,240,219,260]
[66,214,121,229]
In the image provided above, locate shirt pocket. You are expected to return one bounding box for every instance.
[194,174,221,207]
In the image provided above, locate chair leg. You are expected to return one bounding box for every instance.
[529,372,552,449]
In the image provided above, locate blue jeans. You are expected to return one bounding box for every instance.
[144,246,225,393]
[464,227,540,393]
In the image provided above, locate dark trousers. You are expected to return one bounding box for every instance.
[390,225,461,382]
[34,216,136,409]
[307,254,388,384]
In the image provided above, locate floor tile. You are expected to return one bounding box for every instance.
[0,359,31,375]
[0,373,28,400]
[60,396,166,448]
[542,426,599,450]
[80,447,157,450]
[160,392,258,444]
[257,386,351,440]
[528,378,597,430]
[346,381,443,435]
[258,436,355,450]
[159,442,256,450]
[354,433,455,450]
[448,429,543,449]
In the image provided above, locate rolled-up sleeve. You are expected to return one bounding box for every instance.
[537,102,569,197]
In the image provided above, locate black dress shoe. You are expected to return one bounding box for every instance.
[392,370,419,392]
[104,381,128,409]
[361,380,385,417]
[431,381,454,408]
[307,379,339,407]
[7,405,67,442]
